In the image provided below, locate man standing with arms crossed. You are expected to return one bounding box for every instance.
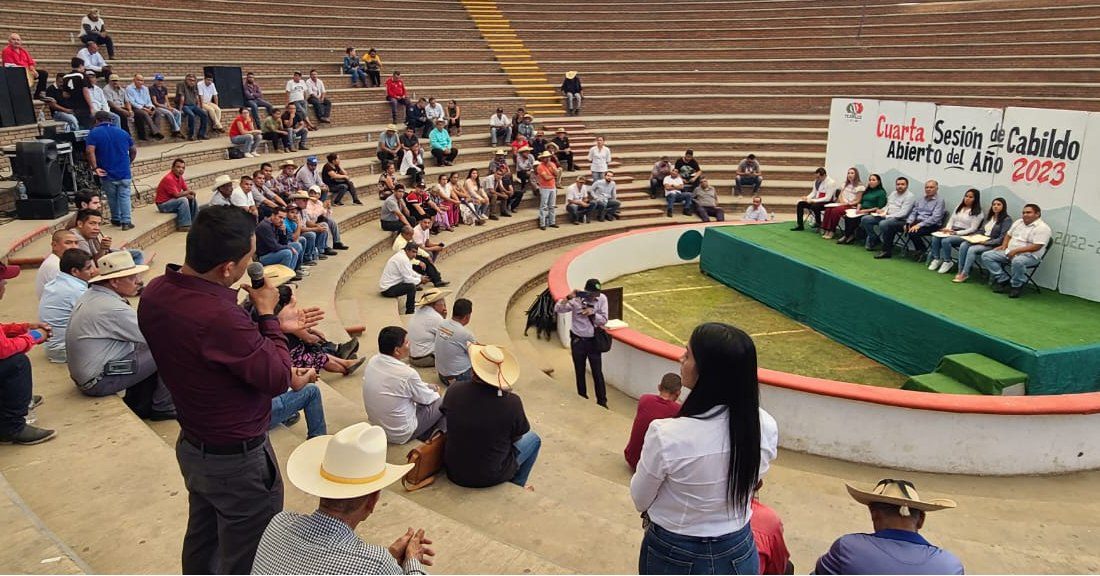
[138,206,322,574]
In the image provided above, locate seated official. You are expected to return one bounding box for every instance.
[35,230,81,299]
[362,326,446,444]
[66,252,176,420]
[751,480,793,575]
[742,195,770,222]
[928,188,983,274]
[251,423,434,575]
[392,227,447,287]
[624,373,681,471]
[406,289,450,368]
[953,197,1012,284]
[441,344,541,489]
[734,154,762,196]
[38,249,96,363]
[790,167,836,231]
[381,243,428,315]
[860,176,915,254]
[815,479,963,575]
[820,167,865,240]
[891,179,945,260]
[693,178,724,222]
[434,298,478,386]
[836,173,887,245]
[590,172,622,221]
[981,203,1052,299]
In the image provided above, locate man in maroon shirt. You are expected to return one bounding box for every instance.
[154,158,197,231]
[137,206,322,574]
[624,372,682,470]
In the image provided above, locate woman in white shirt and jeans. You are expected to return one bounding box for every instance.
[631,323,779,574]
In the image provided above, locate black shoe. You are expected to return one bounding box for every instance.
[292,274,305,282]
[353,200,364,205]
[335,338,360,360]
[549,223,559,228]
[333,201,344,206]
[434,281,450,287]
[111,220,121,227]
[323,249,338,256]
[790,226,804,231]
[597,402,609,410]
[489,214,499,220]
[572,220,580,225]
[153,133,165,140]
[333,242,349,250]
[282,413,301,427]
[148,410,178,422]
[666,210,673,217]
[874,251,892,259]
[317,254,328,260]
[121,223,135,231]
[1009,287,1022,299]
[0,425,56,445]
[29,395,42,410]
[992,281,1009,294]
[579,393,589,399]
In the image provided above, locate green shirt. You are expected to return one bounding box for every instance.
[860,186,887,210]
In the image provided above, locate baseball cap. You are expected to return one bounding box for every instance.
[0,263,21,280]
[306,156,318,164]
[153,73,165,81]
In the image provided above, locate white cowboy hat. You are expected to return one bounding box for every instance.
[287,423,414,499]
[565,70,577,79]
[307,185,322,196]
[288,190,310,200]
[469,344,520,390]
[846,479,957,515]
[280,159,297,169]
[537,151,553,159]
[210,174,233,191]
[416,288,451,307]
[89,251,149,283]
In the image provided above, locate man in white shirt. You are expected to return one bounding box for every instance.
[587,136,612,181]
[791,167,836,231]
[35,230,81,299]
[406,289,450,367]
[664,171,692,218]
[489,108,511,146]
[207,174,253,211]
[76,41,109,77]
[84,70,119,127]
[285,71,308,118]
[197,74,223,131]
[742,196,770,222]
[564,176,592,224]
[392,226,447,288]
[981,203,1053,299]
[412,216,445,259]
[361,326,446,444]
[304,69,331,123]
[424,96,445,126]
[380,243,426,315]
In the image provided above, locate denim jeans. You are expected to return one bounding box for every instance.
[154,106,182,132]
[348,69,367,86]
[292,100,308,119]
[565,92,582,111]
[734,176,761,195]
[439,367,472,387]
[639,522,758,575]
[387,96,409,122]
[101,178,132,225]
[876,218,907,252]
[270,384,327,439]
[930,234,966,262]
[158,197,197,227]
[326,219,341,244]
[258,249,295,269]
[231,134,260,155]
[511,430,541,487]
[958,242,993,277]
[490,126,511,146]
[307,96,331,121]
[52,111,79,132]
[288,241,304,269]
[982,250,1042,288]
[0,354,32,436]
[665,192,693,213]
[292,127,308,148]
[567,203,591,222]
[538,188,556,227]
[594,199,621,220]
[245,98,275,126]
[181,104,207,138]
[300,231,320,261]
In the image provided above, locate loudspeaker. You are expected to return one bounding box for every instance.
[16,139,63,198]
[203,65,244,109]
[0,67,35,127]
[16,195,68,220]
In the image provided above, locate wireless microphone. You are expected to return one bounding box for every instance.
[246,262,266,289]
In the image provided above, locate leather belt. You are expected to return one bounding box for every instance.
[182,432,266,455]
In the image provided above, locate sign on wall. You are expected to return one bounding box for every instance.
[1058,112,1100,300]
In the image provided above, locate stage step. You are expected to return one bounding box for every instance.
[937,353,1028,396]
[902,373,984,395]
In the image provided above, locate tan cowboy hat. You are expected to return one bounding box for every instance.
[494,148,507,156]
[537,151,553,159]
[287,423,413,499]
[280,159,297,169]
[555,127,566,133]
[230,264,296,289]
[385,123,398,131]
[846,479,957,515]
[523,113,532,120]
[210,174,233,190]
[434,118,446,124]
[469,344,520,390]
[565,70,577,79]
[289,190,310,200]
[518,145,532,152]
[416,288,451,307]
[90,251,149,283]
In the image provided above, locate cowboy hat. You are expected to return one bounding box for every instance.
[280,159,297,169]
[518,145,531,152]
[523,113,532,120]
[287,423,413,499]
[565,70,577,79]
[494,148,507,156]
[416,288,451,307]
[90,251,149,283]
[537,151,553,159]
[555,128,566,133]
[210,174,234,191]
[230,264,296,290]
[469,344,520,390]
[434,118,446,124]
[846,479,957,515]
[289,190,310,200]
[385,123,398,131]
[307,185,322,196]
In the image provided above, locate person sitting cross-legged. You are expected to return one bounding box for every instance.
[362,326,447,444]
[38,249,97,364]
[981,203,1052,299]
[250,423,434,575]
[381,243,428,315]
[406,289,451,368]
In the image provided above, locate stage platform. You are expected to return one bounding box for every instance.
[700,223,1100,395]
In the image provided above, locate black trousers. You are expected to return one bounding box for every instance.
[80,32,115,58]
[380,219,404,232]
[367,70,381,87]
[382,282,417,313]
[0,353,32,436]
[330,181,359,204]
[177,436,282,575]
[795,201,827,228]
[431,146,459,165]
[570,332,606,405]
[412,255,443,285]
[376,150,396,167]
[557,151,575,171]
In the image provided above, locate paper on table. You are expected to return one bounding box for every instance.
[932,231,952,238]
[845,209,860,218]
[961,234,990,244]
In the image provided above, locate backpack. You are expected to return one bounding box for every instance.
[524,288,558,340]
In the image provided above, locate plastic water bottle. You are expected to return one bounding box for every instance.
[16,181,27,200]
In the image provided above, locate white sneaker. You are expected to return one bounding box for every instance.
[938,261,955,274]
[928,259,942,270]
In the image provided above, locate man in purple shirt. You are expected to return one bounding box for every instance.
[137,206,322,574]
[815,479,964,575]
[903,179,947,260]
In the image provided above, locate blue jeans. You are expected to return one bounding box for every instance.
[348,68,367,86]
[511,430,541,487]
[439,367,472,387]
[258,249,295,269]
[538,188,556,227]
[958,242,993,277]
[665,192,693,213]
[327,219,341,244]
[101,178,132,225]
[270,384,327,439]
[127,249,145,265]
[231,134,260,155]
[640,522,758,575]
[930,234,966,262]
[181,103,207,138]
[288,241,304,269]
[157,197,197,228]
[982,250,1042,288]
[300,231,318,261]
[52,111,79,132]
[245,98,274,126]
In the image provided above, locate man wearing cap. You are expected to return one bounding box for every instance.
[441,344,540,489]
[39,249,96,364]
[148,73,183,138]
[377,124,401,165]
[76,41,110,78]
[561,71,582,115]
[381,243,427,315]
[590,171,621,222]
[513,146,534,209]
[529,130,548,159]
[242,71,275,126]
[285,71,308,119]
[362,326,447,444]
[304,69,331,124]
[816,479,964,574]
[434,298,477,386]
[175,73,208,140]
[295,156,329,200]
[67,251,176,420]
[0,263,56,445]
[86,110,137,230]
[564,175,592,224]
[385,70,409,123]
[535,151,560,230]
[251,422,434,574]
[587,136,612,182]
[406,289,450,368]
[516,113,535,141]
[35,230,81,299]
[85,69,118,127]
[256,207,303,278]
[291,188,338,257]
[103,73,135,135]
[428,119,459,167]
[124,74,165,141]
[551,128,575,171]
[489,107,511,146]
[554,279,609,407]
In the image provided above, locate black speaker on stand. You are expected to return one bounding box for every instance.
[203,66,244,109]
[14,139,68,219]
[0,67,36,128]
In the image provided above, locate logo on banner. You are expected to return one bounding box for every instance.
[844,102,864,122]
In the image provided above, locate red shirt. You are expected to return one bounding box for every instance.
[1,45,35,68]
[229,114,253,138]
[751,499,791,575]
[623,394,680,470]
[385,78,406,99]
[155,171,188,205]
[0,322,34,360]
[535,161,557,189]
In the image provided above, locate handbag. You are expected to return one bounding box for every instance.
[594,327,613,353]
[402,430,445,491]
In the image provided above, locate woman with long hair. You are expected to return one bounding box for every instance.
[836,173,887,245]
[953,197,1011,283]
[928,188,982,274]
[820,167,864,239]
[631,323,779,575]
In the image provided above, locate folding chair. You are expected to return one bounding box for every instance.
[1022,238,1054,293]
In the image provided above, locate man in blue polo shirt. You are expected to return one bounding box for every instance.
[85,110,137,230]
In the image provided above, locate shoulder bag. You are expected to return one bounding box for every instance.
[402,430,446,491]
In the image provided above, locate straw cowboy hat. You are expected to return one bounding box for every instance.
[518,145,532,152]
[469,344,520,390]
[307,185,322,196]
[90,251,149,283]
[287,423,413,499]
[537,151,553,159]
[565,70,577,79]
[846,479,957,516]
[385,123,398,131]
[494,148,507,156]
[288,190,310,200]
[210,174,233,191]
[280,159,297,169]
[416,288,451,307]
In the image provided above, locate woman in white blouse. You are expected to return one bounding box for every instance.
[820,167,865,240]
[630,323,779,575]
[928,188,983,274]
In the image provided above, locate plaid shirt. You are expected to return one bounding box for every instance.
[252,510,427,575]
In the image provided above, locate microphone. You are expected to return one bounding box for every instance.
[246,262,266,289]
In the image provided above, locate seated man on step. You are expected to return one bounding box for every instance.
[361,326,446,444]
